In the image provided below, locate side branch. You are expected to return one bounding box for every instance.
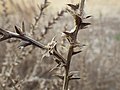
[0,28,47,50]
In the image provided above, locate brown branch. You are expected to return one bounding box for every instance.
[0,28,47,50]
[62,45,73,90]
[62,0,86,90]
[52,45,67,64]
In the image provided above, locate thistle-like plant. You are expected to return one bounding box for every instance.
[0,0,91,90]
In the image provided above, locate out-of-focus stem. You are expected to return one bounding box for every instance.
[62,45,73,90]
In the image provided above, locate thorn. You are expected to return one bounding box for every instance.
[67,3,79,11]
[72,50,82,55]
[70,77,80,80]
[14,26,24,36]
[22,21,25,32]
[63,31,72,36]
[81,22,91,29]
[18,41,31,49]
[85,15,92,19]
[69,71,80,80]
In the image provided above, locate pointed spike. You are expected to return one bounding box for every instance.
[70,77,80,80]
[18,41,31,49]
[67,3,79,10]
[81,22,91,29]
[22,21,25,32]
[14,26,24,35]
[72,50,82,55]
[85,15,92,19]
[63,31,72,36]
[82,22,91,26]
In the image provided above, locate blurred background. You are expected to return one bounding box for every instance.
[0,0,120,90]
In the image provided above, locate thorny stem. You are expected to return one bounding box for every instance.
[63,45,73,90]
[0,0,87,89]
[62,0,85,90]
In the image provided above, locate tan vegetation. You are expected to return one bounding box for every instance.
[0,0,120,90]
[0,0,120,18]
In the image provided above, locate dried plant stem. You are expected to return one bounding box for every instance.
[31,0,49,34]
[63,45,73,90]
[0,0,89,89]
[62,0,85,90]
[79,0,85,16]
